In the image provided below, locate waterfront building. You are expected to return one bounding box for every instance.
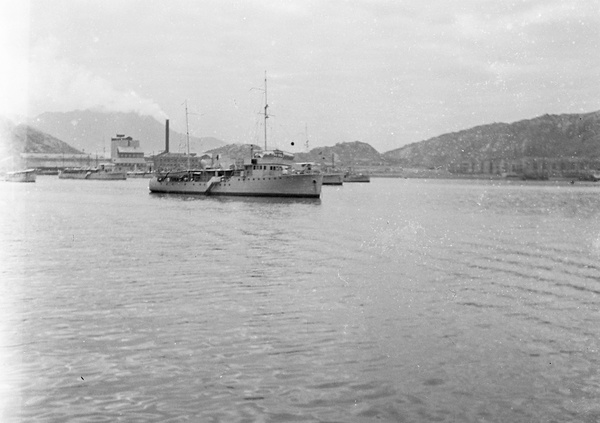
[111,134,150,173]
[449,157,600,179]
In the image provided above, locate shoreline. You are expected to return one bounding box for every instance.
[368,169,599,183]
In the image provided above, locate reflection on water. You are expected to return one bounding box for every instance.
[149,191,322,206]
[1,177,600,422]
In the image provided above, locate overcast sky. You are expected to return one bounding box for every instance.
[2,0,599,152]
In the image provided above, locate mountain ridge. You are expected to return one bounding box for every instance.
[382,111,600,168]
[1,116,83,169]
[4,110,600,172]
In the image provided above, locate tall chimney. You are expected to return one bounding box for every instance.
[165,119,169,153]
[165,119,170,153]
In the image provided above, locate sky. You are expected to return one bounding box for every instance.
[1,0,599,153]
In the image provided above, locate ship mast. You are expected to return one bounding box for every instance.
[305,123,309,151]
[184,100,190,169]
[263,71,268,150]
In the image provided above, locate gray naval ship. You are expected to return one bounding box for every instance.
[149,149,323,198]
[150,74,323,198]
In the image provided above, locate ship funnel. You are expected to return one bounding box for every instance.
[165,119,169,153]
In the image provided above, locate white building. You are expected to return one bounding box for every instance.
[111,134,150,172]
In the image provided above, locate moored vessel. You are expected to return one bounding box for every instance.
[319,153,344,185]
[3,169,37,182]
[149,150,322,197]
[322,172,344,185]
[343,170,370,183]
[294,162,344,186]
[59,163,126,180]
[149,75,323,198]
[127,171,154,178]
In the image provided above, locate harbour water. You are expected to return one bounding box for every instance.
[1,176,599,422]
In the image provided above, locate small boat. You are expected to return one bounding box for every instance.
[343,170,370,183]
[150,75,323,198]
[321,153,344,185]
[3,169,36,182]
[59,163,126,180]
[295,160,344,186]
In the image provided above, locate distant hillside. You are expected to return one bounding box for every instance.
[1,117,82,169]
[206,143,262,160]
[295,141,383,166]
[204,141,384,168]
[383,111,600,168]
[31,110,226,155]
[10,110,600,172]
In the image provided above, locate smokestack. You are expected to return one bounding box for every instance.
[165,119,169,153]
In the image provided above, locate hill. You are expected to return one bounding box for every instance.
[30,110,226,156]
[204,141,384,168]
[294,141,383,167]
[1,117,82,169]
[8,110,600,173]
[383,111,600,168]
[206,143,262,159]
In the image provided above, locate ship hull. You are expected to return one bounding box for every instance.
[4,169,36,182]
[127,172,154,178]
[149,173,322,198]
[322,173,344,185]
[343,174,370,183]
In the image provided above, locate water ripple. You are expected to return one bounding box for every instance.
[3,177,600,422]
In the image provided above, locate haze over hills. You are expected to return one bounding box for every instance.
[30,110,226,156]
